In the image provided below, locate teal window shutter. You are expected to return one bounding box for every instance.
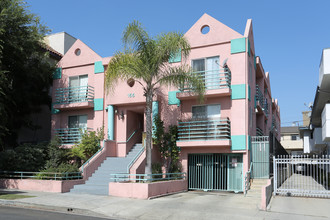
[94,98,104,111]
[168,91,180,106]
[231,84,246,100]
[231,135,247,150]
[53,68,62,79]
[169,49,181,63]
[94,61,104,74]
[231,38,246,54]
[51,104,60,114]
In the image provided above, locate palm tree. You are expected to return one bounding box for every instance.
[105,21,204,175]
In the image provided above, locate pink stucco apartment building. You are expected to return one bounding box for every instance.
[51,14,280,194]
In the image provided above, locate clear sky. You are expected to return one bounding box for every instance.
[27,0,330,127]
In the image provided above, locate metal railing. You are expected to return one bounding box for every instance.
[244,162,253,196]
[55,127,92,144]
[0,171,82,180]
[81,144,103,173]
[273,155,330,198]
[178,117,230,141]
[110,173,186,182]
[127,146,145,173]
[256,127,264,136]
[55,85,94,105]
[180,69,231,92]
[264,98,269,116]
[256,85,264,107]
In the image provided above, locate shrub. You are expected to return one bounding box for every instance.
[69,127,104,166]
[36,163,81,180]
[0,142,48,171]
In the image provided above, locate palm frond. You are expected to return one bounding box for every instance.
[105,51,147,93]
[157,66,205,103]
[123,20,149,52]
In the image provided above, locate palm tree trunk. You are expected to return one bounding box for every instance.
[144,92,153,175]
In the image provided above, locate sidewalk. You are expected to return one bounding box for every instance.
[0,189,329,220]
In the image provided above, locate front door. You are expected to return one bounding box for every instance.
[227,154,243,192]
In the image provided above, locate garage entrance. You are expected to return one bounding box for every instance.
[188,154,243,192]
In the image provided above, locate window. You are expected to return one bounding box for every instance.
[68,115,87,129]
[69,75,88,102]
[291,135,300,141]
[192,104,221,119]
[192,56,220,89]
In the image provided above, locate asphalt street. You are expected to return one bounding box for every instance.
[0,206,113,220]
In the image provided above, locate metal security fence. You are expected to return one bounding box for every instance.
[188,154,243,192]
[251,136,269,178]
[273,155,330,198]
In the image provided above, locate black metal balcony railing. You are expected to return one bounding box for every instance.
[180,69,231,92]
[255,85,264,107]
[55,85,94,105]
[55,127,92,144]
[178,117,231,141]
[256,127,264,136]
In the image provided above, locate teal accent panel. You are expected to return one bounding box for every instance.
[94,98,104,111]
[247,40,251,56]
[231,38,246,54]
[168,91,180,106]
[248,85,251,101]
[94,61,104,74]
[231,84,246,100]
[53,68,62,79]
[108,105,114,140]
[51,104,59,114]
[231,135,246,151]
[169,49,181,63]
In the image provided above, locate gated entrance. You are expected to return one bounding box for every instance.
[188,154,243,192]
[273,155,330,198]
[251,136,270,178]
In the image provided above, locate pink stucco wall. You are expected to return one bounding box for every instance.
[109,179,187,199]
[260,178,273,210]
[0,179,84,193]
[51,39,105,142]
[50,14,282,192]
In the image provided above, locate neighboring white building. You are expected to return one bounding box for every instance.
[302,48,330,155]
[281,126,303,155]
[44,32,77,55]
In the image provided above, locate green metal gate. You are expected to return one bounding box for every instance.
[251,136,270,178]
[188,154,243,192]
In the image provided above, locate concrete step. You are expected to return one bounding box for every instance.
[70,143,145,195]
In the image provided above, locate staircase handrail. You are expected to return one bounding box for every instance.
[117,129,138,143]
[81,144,104,173]
[244,162,253,196]
[127,145,145,173]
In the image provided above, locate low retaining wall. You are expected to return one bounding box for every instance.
[0,179,85,193]
[109,179,187,199]
[260,178,273,210]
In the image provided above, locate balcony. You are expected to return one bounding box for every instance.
[55,127,92,145]
[53,85,94,110]
[177,117,231,147]
[256,127,264,136]
[255,85,268,117]
[177,69,231,100]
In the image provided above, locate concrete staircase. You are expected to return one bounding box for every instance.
[69,143,143,195]
[246,179,267,204]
